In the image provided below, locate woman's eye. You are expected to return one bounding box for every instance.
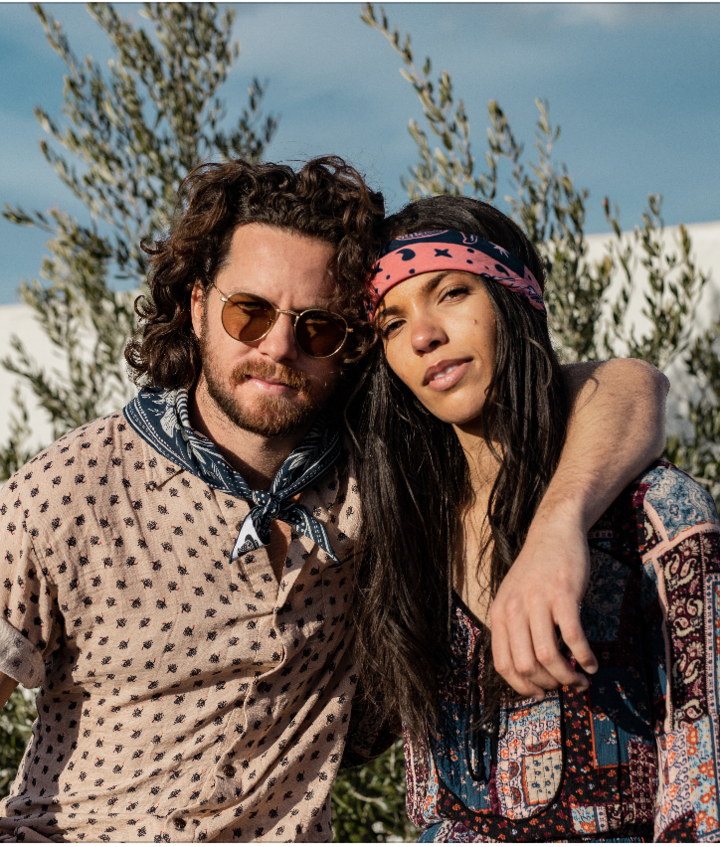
[442,285,470,301]
[379,319,403,339]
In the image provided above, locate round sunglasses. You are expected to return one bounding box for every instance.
[213,286,353,359]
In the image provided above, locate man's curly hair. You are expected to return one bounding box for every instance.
[125,156,385,389]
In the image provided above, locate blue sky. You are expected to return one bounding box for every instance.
[1,2,719,305]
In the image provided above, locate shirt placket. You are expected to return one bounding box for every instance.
[187,470,342,825]
[192,497,285,807]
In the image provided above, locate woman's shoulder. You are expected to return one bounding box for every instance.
[590,460,719,563]
[633,460,719,539]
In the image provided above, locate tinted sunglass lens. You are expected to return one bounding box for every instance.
[222,294,274,342]
[297,312,347,357]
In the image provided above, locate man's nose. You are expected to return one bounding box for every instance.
[256,312,299,362]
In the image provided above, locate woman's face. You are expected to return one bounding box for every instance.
[376,270,497,430]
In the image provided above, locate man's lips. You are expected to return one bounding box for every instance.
[232,361,311,394]
[423,358,472,390]
[246,375,297,394]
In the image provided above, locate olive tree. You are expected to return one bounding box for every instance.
[1,2,277,474]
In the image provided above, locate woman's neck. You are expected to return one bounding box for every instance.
[453,425,502,627]
[453,422,501,500]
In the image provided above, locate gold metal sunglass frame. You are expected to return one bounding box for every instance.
[212,284,353,359]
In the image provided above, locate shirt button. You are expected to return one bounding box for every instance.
[173,818,186,831]
[223,765,236,777]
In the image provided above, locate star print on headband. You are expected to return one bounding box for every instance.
[367,230,546,321]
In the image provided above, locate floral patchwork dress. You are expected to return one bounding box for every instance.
[403,461,720,842]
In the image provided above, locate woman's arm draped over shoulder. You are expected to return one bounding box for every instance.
[490,358,669,699]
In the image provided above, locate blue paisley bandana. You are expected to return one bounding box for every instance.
[124,387,342,564]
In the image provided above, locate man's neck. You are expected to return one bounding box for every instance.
[188,382,316,491]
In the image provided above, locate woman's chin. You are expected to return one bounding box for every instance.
[420,401,485,429]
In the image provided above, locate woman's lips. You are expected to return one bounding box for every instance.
[423,359,471,391]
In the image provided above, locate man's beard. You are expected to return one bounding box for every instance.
[199,342,337,439]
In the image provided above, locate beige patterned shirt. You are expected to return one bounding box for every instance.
[0,411,362,842]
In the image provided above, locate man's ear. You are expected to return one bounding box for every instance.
[190,282,206,338]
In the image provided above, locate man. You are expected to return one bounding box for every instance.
[0,156,667,842]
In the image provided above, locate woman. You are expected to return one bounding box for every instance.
[349,196,720,841]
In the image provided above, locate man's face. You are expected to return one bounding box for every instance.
[191,223,344,439]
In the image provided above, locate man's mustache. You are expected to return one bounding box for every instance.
[231,360,311,393]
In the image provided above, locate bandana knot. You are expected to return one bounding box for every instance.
[252,490,281,519]
[124,388,342,564]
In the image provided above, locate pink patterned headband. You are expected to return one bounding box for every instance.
[367,230,546,321]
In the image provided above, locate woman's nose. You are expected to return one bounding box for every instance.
[411,316,447,354]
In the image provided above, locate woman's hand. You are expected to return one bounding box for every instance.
[488,513,598,699]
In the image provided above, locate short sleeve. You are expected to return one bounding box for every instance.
[639,464,720,841]
[341,680,401,769]
[0,477,60,688]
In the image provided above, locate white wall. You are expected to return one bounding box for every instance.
[584,221,720,436]
[585,220,720,334]
[0,303,64,449]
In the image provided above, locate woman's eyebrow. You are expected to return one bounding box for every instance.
[421,271,453,295]
[376,272,456,322]
[375,303,402,322]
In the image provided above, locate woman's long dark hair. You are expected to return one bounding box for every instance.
[347,196,570,742]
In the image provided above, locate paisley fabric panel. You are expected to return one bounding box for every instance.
[643,464,720,542]
[401,462,720,842]
[495,695,562,818]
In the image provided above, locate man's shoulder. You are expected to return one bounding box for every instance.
[21,409,130,470]
[1,409,135,504]
[336,431,361,504]
[338,430,359,478]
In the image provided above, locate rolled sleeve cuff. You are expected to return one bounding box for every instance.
[0,617,45,688]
